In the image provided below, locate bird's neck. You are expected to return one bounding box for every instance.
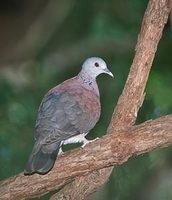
[78,70,99,96]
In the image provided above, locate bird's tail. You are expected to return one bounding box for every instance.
[24,141,61,175]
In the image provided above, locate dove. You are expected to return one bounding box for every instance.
[24,57,113,175]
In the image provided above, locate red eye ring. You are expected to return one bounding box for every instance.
[94,62,99,67]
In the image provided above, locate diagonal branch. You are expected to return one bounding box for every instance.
[51,0,172,199]
[109,0,171,130]
[1,115,172,200]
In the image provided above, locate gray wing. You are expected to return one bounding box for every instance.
[35,89,100,143]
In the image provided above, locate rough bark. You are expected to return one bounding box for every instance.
[1,115,172,200]
[51,0,171,199]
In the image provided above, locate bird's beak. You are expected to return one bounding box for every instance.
[104,68,114,78]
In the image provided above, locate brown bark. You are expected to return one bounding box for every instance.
[51,0,171,199]
[1,115,172,200]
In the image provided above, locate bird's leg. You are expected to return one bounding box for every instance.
[58,147,64,155]
[58,141,64,155]
[63,133,99,147]
[81,137,99,148]
[63,133,87,145]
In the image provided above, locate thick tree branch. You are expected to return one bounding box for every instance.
[52,0,171,199]
[1,115,172,199]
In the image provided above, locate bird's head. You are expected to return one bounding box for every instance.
[81,57,114,78]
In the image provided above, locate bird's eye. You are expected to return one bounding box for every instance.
[94,62,99,67]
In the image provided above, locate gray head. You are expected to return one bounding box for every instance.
[81,57,114,79]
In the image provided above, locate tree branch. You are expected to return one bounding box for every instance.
[109,0,171,130]
[51,0,171,199]
[0,115,172,199]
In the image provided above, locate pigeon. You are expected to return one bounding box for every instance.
[24,57,113,175]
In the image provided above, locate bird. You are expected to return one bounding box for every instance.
[24,57,113,175]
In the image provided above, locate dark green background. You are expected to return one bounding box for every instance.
[0,0,172,199]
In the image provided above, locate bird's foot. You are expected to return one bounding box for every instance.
[63,134,99,148]
[81,137,99,148]
[58,147,64,155]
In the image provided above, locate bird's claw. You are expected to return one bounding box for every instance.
[58,147,64,155]
[81,137,99,148]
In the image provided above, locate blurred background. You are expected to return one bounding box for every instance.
[0,0,172,199]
